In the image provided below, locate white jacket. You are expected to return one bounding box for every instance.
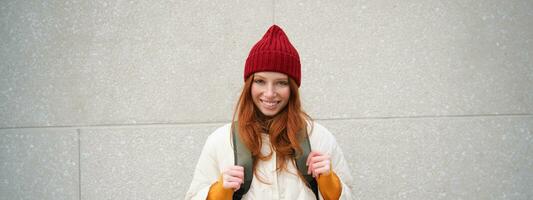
[185,122,354,200]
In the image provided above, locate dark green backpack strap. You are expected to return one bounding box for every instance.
[232,122,318,199]
[295,126,319,199]
[232,122,253,200]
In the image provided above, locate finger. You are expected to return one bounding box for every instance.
[313,167,329,177]
[224,165,245,179]
[312,158,330,169]
[227,165,244,173]
[310,159,330,177]
[306,151,321,166]
[308,154,328,168]
[224,165,244,172]
[232,165,244,171]
[223,171,244,183]
[312,161,331,177]
[311,152,328,162]
[227,168,245,179]
[231,165,244,174]
[223,173,244,189]
[223,181,241,190]
[225,176,243,184]
[307,155,320,174]
[307,152,326,174]
[223,173,242,183]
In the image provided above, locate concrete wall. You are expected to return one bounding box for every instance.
[1,0,532,199]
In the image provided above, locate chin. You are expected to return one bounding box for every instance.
[260,110,280,117]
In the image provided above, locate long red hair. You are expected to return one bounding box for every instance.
[231,74,312,182]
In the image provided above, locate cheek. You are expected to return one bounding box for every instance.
[250,85,259,98]
[250,86,262,106]
[281,88,291,101]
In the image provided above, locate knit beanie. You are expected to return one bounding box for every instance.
[244,25,301,86]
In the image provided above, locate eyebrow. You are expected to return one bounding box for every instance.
[254,75,288,81]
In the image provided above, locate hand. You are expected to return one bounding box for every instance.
[306,151,331,178]
[221,165,244,191]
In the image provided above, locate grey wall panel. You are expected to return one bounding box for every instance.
[276,0,533,119]
[1,0,532,199]
[0,0,272,128]
[80,124,222,200]
[0,128,79,200]
[3,1,531,128]
[318,117,532,199]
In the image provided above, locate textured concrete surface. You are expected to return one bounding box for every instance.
[2,0,530,128]
[0,0,272,128]
[79,124,220,200]
[0,128,79,200]
[276,0,533,119]
[320,117,532,199]
[1,0,532,199]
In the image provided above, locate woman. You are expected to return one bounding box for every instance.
[185,25,353,200]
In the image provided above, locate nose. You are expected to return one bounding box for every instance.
[264,84,276,98]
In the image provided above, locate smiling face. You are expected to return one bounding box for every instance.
[251,71,291,117]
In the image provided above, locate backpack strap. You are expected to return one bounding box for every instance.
[232,122,253,200]
[294,125,319,199]
[231,122,319,199]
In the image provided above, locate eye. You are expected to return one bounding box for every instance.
[277,81,289,86]
[253,79,265,84]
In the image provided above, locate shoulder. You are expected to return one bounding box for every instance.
[204,123,232,148]
[307,121,335,140]
[208,123,232,138]
[202,123,235,167]
[306,121,339,153]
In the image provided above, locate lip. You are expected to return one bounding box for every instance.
[260,99,280,109]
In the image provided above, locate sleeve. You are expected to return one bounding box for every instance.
[317,170,342,200]
[312,124,354,200]
[206,175,233,199]
[185,133,224,200]
[329,140,354,200]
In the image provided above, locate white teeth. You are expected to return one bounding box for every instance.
[261,100,279,107]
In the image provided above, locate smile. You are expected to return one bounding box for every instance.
[260,99,280,109]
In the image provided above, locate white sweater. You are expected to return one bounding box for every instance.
[185,122,354,200]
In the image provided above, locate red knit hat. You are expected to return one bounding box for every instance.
[244,25,301,86]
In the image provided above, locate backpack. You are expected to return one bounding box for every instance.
[231,123,319,200]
